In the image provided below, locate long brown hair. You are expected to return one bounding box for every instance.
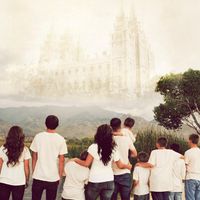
[4,126,25,166]
[94,124,116,166]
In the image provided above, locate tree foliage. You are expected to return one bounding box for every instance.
[154,69,200,134]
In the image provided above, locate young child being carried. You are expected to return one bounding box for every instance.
[133,152,150,200]
[121,117,136,143]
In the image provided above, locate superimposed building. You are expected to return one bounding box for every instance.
[26,5,154,98]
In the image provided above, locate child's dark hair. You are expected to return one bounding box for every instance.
[110,118,121,132]
[189,134,199,144]
[124,117,135,128]
[80,150,88,161]
[170,143,180,153]
[157,137,168,147]
[137,152,149,163]
[45,115,59,130]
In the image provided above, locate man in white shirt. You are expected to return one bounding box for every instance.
[30,115,68,200]
[121,117,136,143]
[133,152,150,200]
[62,151,90,200]
[169,143,186,200]
[110,118,137,200]
[185,134,200,200]
[137,137,181,200]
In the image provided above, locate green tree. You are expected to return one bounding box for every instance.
[154,69,200,134]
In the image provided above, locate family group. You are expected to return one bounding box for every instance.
[0,115,200,200]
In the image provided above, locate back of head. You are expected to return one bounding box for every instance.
[110,118,121,132]
[124,117,135,128]
[189,134,199,145]
[4,126,25,166]
[138,151,149,163]
[157,137,168,148]
[94,124,115,166]
[170,143,180,153]
[45,115,59,130]
[80,150,88,161]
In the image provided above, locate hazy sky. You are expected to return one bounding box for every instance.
[0,0,200,75]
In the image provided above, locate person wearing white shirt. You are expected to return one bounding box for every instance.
[184,134,200,200]
[121,117,136,143]
[62,151,90,200]
[30,115,68,200]
[137,137,181,200]
[75,124,132,200]
[0,126,31,200]
[169,143,186,200]
[110,118,137,200]
[133,152,150,200]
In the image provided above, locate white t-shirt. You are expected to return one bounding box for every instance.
[148,149,180,192]
[185,147,200,180]
[121,128,136,143]
[0,146,31,186]
[171,158,186,192]
[133,166,150,195]
[30,131,68,182]
[88,143,120,183]
[113,135,136,175]
[62,161,89,200]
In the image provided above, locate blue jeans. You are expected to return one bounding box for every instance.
[85,181,114,200]
[134,194,150,200]
[169,192,182,200]
[111,173,132,200]
[185,179,200,200]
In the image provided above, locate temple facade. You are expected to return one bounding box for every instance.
[25,5,154,98]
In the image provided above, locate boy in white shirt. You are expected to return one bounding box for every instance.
[133,152,150,200]
[110,118,137,200]
[30,115,68,200]
[169,143,186,200]
[121,117,136,143]
[137,137,181,200]
[185,134,200,200]
[62,151,90,200]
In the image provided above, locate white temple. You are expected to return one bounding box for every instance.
[23,4,154,99]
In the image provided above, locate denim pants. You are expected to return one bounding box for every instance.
[85,181,114,200]
[185,179,200,200]
[151,192,170,200]
[32,179,59,200]
[111,173,132,200]
[169,192,182,200]
[134,194,150,200]
[0,183,25,200]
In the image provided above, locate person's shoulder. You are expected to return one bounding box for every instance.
[0,145,5,153]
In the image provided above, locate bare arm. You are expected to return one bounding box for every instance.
[32,151,38,174]
[75,154,93,167]
[136,162,154,168]
[115,160,132,170]
[0,158,3,174]
[58,155,65,178]
[130,148,137,158]
[24,159,30,185]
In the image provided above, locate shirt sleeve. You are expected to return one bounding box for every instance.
[184,151,189,165]
[59,138,68,155]
[181,160,186,180]
[87,144,96,158]
[24,147,31,160]
[30,135,38,152]
[132,167,139,181]
[0,146,5,160]
[148,150,156,165]
[113,149,120,162]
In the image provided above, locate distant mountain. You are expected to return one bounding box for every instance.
[0,106,152,138]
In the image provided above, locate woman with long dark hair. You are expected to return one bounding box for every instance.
[75,124,132,200]
[0,126,31,200]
